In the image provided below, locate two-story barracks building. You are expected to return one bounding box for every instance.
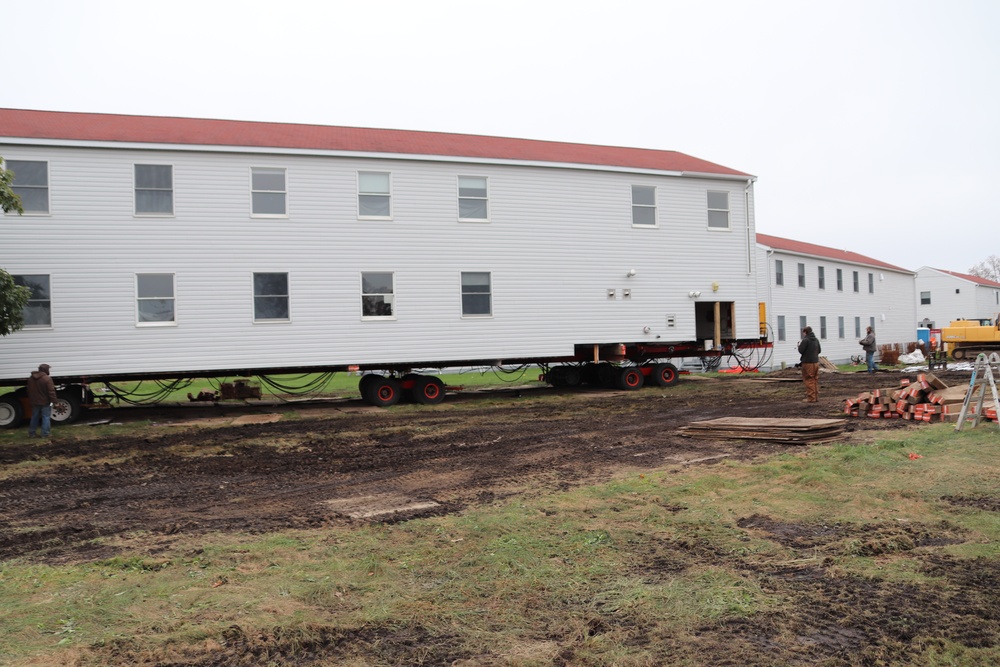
[0,108,765,414]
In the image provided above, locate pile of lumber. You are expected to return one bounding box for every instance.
[843,372,997,423]
[678,417,846,445]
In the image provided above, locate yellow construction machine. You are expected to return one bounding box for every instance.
[942,313,1000,359]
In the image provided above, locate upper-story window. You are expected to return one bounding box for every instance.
[13,274,51,328]
[134,164,173,215]
[361,272,395,318]
[853,271,860,293]
[707,191,729,229]
[631,185,656,227]
[253,272,289,321]
[920,291,931,305]
[775,260,784,286]
[461,272,492,317]
[358,171,391,219]
[818,266,826,290]
[836,268,843,291]
[136,273,175,325]
[458,176,489,221]
[797,263,806,288]
[868,272,875,294]
[251,167,287,217]
[5,160,49,214]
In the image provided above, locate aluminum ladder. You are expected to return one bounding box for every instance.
[954,352,1000,431]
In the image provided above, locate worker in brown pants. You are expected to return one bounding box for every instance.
[798,326,821,402]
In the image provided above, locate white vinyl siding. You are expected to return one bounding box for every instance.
[5,159,49,214]
[251,167,286,217]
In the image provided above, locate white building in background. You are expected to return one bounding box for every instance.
[914,267,1000,329]
[756,234,916,369]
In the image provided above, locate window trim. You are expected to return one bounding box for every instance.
[776,315,786,342]
[133,163,174,217]
[458,175,489,223]
[358,170,392,220]
[460,271,493,318]
[252,272,291,323]
[250,167,288,218]
[631,184,657,228]
[836,268,843,291]
[775,259,784,286]
[797,263,806,288]
[920,291,932,305]
[819,315,827,340]
[13,274,52,329]
[853,271,860,293]
[838,316,845,339]
[818,266,826,290]
[135,272,177,327]
[361,271,396,320]
[707,190,730,230]
[4,159,50,215]
[868,272,875,294]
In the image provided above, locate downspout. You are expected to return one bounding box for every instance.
[745,178,755,275]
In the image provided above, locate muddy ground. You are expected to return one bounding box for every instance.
[2,368,997,666]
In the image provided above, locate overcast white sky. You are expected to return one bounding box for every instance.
[4,0,998,272]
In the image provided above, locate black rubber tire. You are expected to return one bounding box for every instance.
[358,374,381,399]
[365,376,401,407]
[51,390,83,425]
[652,362,680,387]
[411,376,445,405]
[615,366,645,391]
[0,394,24,429]
[561,366,583,387]
[951,349,965,360]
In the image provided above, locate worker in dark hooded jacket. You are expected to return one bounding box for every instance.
[27,363,58,437]
[797,327,821,403]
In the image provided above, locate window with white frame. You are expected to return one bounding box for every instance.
[797,263,806,288]
[251,167,287,216]
[631,185,656,226]
[819,316,827,339]
[838,316,845,339]
[775,260,784,286]
[800,315,807,332]
[253,272,289,321]
[13,274,51,327]
[870,316,876,331]
[853,271,860,293]
[458,176,488,221]
[868,273,874,294]
[5,160,49,214]
[707,191,729,229]
[136,273,175,325]
[134,164,173,215]
[818,266,825,290]
[836,268,843,291]
[358,171,391,218]
[361,272,395,318]
[854,316,861,338]
[461,272,492,317]
[920,291,931,305]
[777,315,786,342]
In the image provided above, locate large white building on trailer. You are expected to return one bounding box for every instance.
[756,234,916,369]
[914,267,1000,329]
[1,108,766,416]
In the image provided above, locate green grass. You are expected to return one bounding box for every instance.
[1,423,999,664]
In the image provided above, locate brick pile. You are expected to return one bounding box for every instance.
[843,372,997,423]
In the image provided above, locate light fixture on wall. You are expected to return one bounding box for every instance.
[626,268,637,278]
[711,281,720,292]
[688,291,701,298]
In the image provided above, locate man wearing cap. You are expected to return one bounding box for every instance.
[27,363,58,437]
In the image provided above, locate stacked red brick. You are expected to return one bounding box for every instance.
[843,373,998,423]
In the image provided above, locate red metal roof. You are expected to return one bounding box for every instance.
[0,108,750,177]
[756,233,913,273]
[930,268,1000,288]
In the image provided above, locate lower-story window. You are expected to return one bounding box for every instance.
[461,272,492,317]
[838,316,845,339]
[819,316,827,340]
[776,315,786,342]
[13,274,51,327]
[253,272,289,321]
[136,273,175,325]
[362,272,395,318]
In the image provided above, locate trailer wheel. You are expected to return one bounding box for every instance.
[0,394,24,429]
[597,363,618,387]
[364,376,401,407]
[652,362,680,387]
[615,366,644,391]
[52,390,83,425]
[358,374,381,399]
[411,376,445,405]
[951,348,965,360]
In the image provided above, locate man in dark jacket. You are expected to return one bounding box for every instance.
[27,363,58,437]
[859,326,878,374]
[798,327,821,402]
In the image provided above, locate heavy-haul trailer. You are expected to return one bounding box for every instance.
[1,108,767,427]
[0,335,772,427]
